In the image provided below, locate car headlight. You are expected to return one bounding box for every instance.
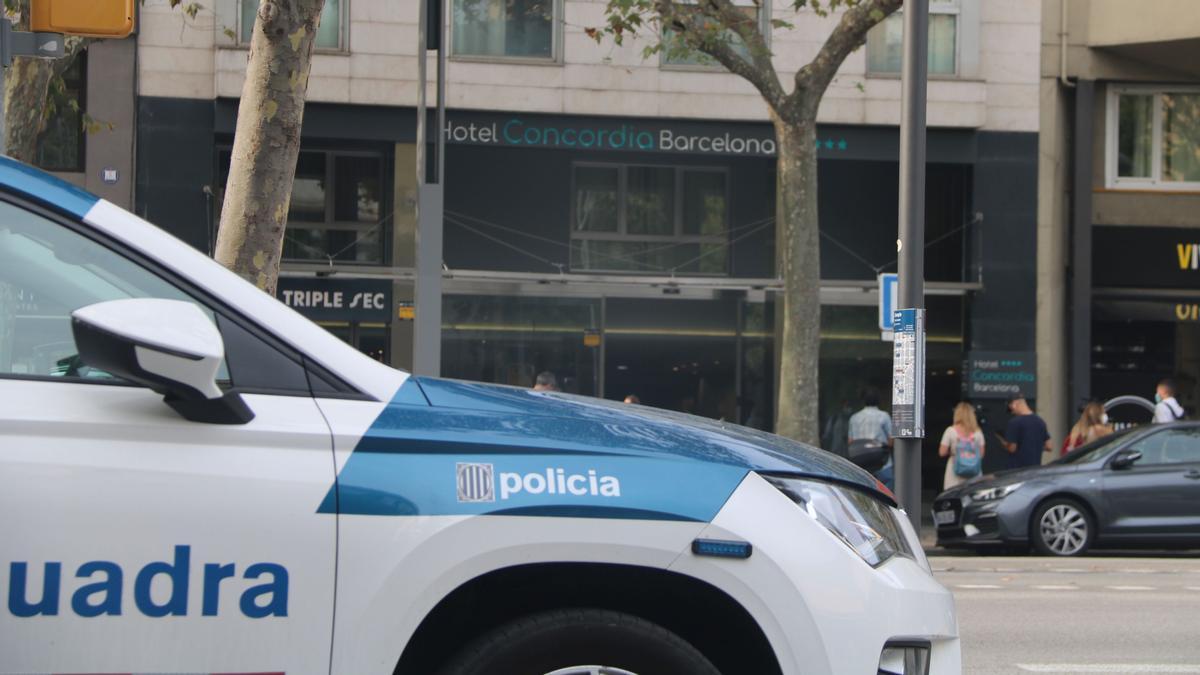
[764,475,914,567]
[970,482,1024,502]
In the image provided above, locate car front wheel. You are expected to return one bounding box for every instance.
[437,608,721,675]
[1032,498,1094,556]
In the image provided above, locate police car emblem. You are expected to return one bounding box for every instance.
[456,462,495,502]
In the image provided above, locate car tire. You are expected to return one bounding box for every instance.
[1032,498,1094,556]
[436,608,722,675]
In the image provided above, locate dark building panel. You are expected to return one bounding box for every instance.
[968,132,1039,353]
[135,96,216,252]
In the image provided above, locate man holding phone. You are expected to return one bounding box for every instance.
[994,394,1052,469]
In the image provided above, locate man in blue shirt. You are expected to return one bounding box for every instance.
[848,388,894,488]
[996,394,1051,469]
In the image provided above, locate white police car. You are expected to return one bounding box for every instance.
[0,158,959,674]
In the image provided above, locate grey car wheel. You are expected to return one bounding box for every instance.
[1032,499,1093,556]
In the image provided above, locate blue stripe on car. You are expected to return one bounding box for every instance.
[319,380,748,521]
[0,157,99,218]
[320,376,880,520]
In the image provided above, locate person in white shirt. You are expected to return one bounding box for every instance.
[1153,378,1186,423]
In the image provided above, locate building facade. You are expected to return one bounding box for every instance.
[128,0,1039,482]
[1039,0,1200,439]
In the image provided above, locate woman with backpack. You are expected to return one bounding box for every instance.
[939,402,986,490]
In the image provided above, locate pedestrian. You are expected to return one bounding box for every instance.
[533,371,559,392]
[848,387,894,488]
[623,394,640,404]
[1153,378,1185,423]
[821,399,853,459]
[994,394,1051,469]
[1062,401,1113,454]
[939,402,985,490]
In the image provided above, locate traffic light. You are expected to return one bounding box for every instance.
[30,0,135,38]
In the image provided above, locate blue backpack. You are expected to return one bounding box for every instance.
[953,431,983,478]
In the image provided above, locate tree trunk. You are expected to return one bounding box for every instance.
[772,118,821,446]
[3,57,55,163]
[215,0,325,294]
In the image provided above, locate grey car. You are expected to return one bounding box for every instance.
[933,422,1200,556]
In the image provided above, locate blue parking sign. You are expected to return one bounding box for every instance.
[878,273,899,331]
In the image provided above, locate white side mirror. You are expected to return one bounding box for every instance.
[71,298,253,424]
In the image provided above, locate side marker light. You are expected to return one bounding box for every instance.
[691,539,753,559]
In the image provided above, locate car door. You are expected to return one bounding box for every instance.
[0,197,336,674]
[1101,426,1200,542]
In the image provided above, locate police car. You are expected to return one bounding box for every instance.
[0,158,959,674]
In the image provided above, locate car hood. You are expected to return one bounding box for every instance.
[407,377,883,495]
[940,462,1082,497]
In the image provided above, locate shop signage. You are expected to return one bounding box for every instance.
[1095,299,1200,323]
[1094,226,1200,289]
[276,277,392,322]
[442,113,851,158]
[964,351,1036,400]
[1176,303,1200,321]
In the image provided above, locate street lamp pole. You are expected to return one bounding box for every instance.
[413,0,446,376]
[894,0,928,531]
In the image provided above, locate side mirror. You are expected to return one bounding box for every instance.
[1110,448,1142,470]
[71,299,254,424]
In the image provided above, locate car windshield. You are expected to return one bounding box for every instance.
[1053,428,1137,465]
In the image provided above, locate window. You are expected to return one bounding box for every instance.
[866,0,958,76]
[661,3,767,69]
[1125,428,1200,466]
[1109,87,1200,189]
[216,149,388,265]
[452,0,557,61]
[240,0,344,50]
[35,52,86,173]
[570,164,729,274]
[0,200,227,382]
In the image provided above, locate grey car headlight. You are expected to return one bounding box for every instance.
[970,482,1024,502]
[764,475,914,567]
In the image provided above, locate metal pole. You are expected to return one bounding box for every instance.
[412,0,444,376]
[895,0,928,531]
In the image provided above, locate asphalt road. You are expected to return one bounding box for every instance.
[931,555,1200,674]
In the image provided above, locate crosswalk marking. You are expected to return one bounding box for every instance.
[1017,665,1200,673]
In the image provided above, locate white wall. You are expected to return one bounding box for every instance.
[138,0,1039,132]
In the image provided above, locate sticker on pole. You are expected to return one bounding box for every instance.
[891,308,925,438]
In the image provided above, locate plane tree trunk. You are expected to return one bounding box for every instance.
[214,0,326,294]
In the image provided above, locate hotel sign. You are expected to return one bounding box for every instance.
[965,351,1037,400]
[442,112,852,158]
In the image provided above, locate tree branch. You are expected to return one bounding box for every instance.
[657,0,787,111]
[790,0,900,116]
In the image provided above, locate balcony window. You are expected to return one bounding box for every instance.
[216,148,388,264]
[1110,87,1200,189]
[570,163,729,275]
[866,0,958,76]
[35,52,86,173]
[452,0,557,61]
[240,0,343,50]
[661,3,767,69]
